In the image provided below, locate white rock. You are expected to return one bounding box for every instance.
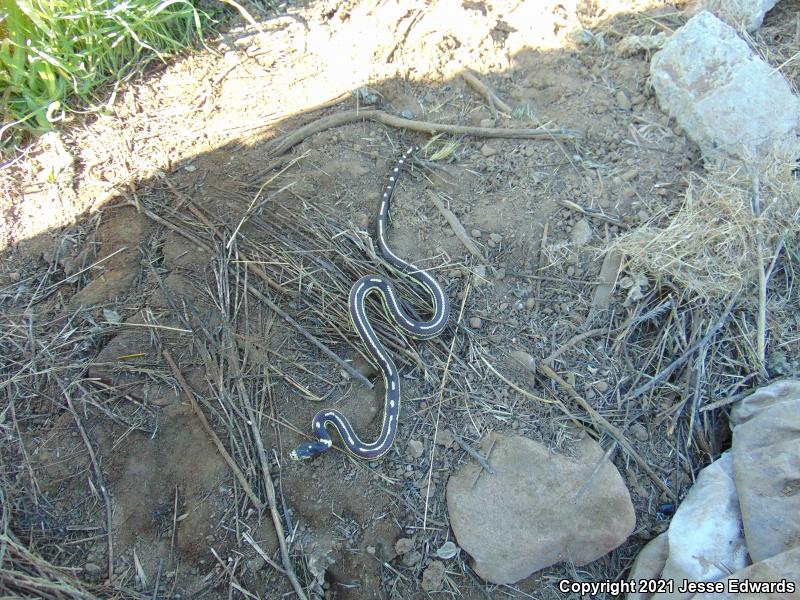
[570,219,592,246]
[650,11,800,163]
[651,452,748,600]
[686,0,781,33]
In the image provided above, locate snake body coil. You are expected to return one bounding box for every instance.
[290,147,449,460]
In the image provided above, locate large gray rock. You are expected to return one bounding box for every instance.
[687,0,781,32]
[446,432,635,584]
[650,452,748,600]
[650,11,800,162]
[731,379,800,563]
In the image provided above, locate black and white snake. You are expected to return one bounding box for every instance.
[290,147,450,460]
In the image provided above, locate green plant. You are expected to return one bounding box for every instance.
[0,0,206,148]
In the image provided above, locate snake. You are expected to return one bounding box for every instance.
[290,146,450,461]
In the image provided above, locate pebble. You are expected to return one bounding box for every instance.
[355,212,369,228]
[471,228,482,239]
[421,561,446,591]
[570,219,592,246]
[469,317,483,329]
[594,380,610,393]
[637,209,650,223]
[499,302,509,311]
[621,169,638,182]
[480,143,497,157]
[479,118,495,128]
[622,188,636,200]
[402,549,422,567]
[84,562,103,576]
[407,439,424,459]
[566,266,575,277]
[435,429,456,447]
[366,546,376,555]
[494,268,506,281]
[489,233,502,244]
[524,297,536,310]
[395,538,414,555]
[630,423,649,442]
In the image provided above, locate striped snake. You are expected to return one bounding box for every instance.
[290,147,450,460]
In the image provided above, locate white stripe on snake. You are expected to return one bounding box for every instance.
[290,146,450,460]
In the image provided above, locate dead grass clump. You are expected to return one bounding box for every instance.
[612,162,800,303]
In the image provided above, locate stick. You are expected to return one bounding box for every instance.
[427,191,487,264]
[452,434,495,474]
[267,109,582,157]
[462,70,513,115]
[625,296,736,401]
[536,361,673,498]
[162,349,265,510]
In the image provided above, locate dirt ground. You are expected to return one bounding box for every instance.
[2,0,798,598]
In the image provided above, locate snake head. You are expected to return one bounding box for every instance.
[289,440,332,461]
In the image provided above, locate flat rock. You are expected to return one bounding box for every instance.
[730,379,800,563]
[446,432,635,584]
[650,11,800,163]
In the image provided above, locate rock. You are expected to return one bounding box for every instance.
[471,228,482,239]
[401,549,422,567]
[626,533,669,600]
[686,0,781,32]
[83,562,103,576]
[355,212,369,229]
[407,439,424,459]
[629,423,649,442]
[650,12,800,162]
[421,560,446,591]
[446,432,635,584]
[690,545,800,600]
[436,541,459,560]
[570,219,592,246]
[489,233,502,244]
[509,350,536,373]
[469,317,483,329]
[395,538,414,555]
[480,143,497,157]
[652,452,748,600]
[593,380,609,393]
[730,379,800,563]
[247,556,266,573]
[434,429,455,447]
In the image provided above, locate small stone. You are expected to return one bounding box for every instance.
[421,561,446,591]
[436,541,460,560]
[471,228,482,239]
[469,317,483,329]
[630,423,649,442]
[594,380,609,393]
[566,266,575,277]
[524,298,536,310]
[479,118,495,128]
[621,169,638,182]
[435,429,455,447]
[570,219,592,246]
[499,302,509,311]
[407,439,424,459]
[489,233,502,244]
[366,546,376,555]
[402,549,422,567]
[355,212,369,228]
[622,188,636,199]
[84,562,102,576]
[480,143,497,157]
[395,538,414,555]
[637,210,650,223]
[494,268,506,281]
[247,556,266,572]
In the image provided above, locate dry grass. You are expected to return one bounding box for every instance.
[612,160,799,303]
